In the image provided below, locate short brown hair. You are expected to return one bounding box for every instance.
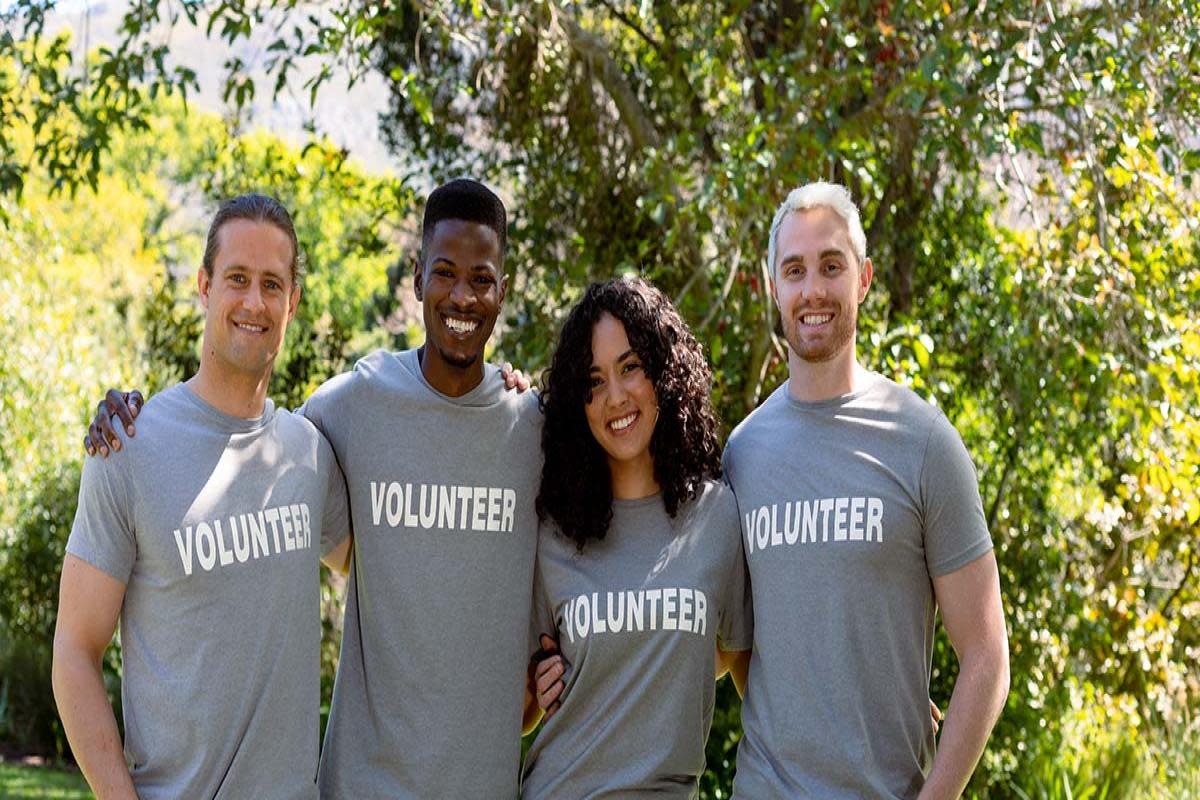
[201,193,304,283]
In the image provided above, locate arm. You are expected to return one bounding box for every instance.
[917,552,1010,800]
[52,555,137,800]
[716,647,751,698]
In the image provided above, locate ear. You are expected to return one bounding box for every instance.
[287,283,302,321]
[497,271,508,307]
[197,267,211,310]
[413,256,424,301]
[857,257,873,304]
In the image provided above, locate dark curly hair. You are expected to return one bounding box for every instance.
[536,277,723,549]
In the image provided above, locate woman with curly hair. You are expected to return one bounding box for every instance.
[520,276,751,799]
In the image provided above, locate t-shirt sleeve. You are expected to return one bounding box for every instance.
[319,439,352,556]
[920,413,993,577]
[66,454,136,584]
[298,368,356,445]
[718,484,754,651]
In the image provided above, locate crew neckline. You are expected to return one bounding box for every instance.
[178,382,275,433]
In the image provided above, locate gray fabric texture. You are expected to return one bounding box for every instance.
[66,382,349,800]
[724,372,993,800]
[304,348,542,800]
[521,480,751,800]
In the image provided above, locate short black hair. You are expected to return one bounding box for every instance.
[202,193,303,283]
[421,179,507,261]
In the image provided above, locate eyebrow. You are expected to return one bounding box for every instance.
[780,248,848,265]
[431,257,498,272]
[588,349,637,372]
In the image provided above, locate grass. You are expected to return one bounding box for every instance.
[0,762,91,799]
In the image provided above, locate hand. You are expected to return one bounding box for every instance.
[930,698,943,735]
[533,634,565,718]
[84,389,144,457]
[501,362,531,393]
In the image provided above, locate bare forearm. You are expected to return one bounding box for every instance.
[917,653,1009,800]
[52,648,137,800]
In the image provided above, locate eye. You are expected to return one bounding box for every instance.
[589,375,604,389]
[473,274,496,285]
[622,361,642,374]
[823,261,843,274]
[229,273,247,284]
[265,279,282,291]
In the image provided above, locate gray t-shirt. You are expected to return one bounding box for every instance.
[724,372,993,800]
[521,481,751,799]
[305,348,542,799]
[66,382,350,800]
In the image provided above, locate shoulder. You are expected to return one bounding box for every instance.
[269,406,336,460]
[862,372,942,426]
[308,349,397,404]
[726,383,787,452]
[679,479,739,532]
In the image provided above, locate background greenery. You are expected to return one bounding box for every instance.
[2,2,1198,798]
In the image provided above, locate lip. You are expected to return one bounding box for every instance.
[797,310,835,328]
[606,410,640,436]
[440,312,481,337]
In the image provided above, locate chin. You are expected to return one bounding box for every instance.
[438,345,480,370]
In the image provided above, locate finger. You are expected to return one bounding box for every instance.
[84,433,95,457]
[544,700,560,720]
[127,390,145,419]
[515,371,530,392]
[930,699,942,722]
[534,656,563,682]
[106,388,136,436]
[539,634,559,654]
[535,659,563,689]
[96,400,122,452]
[539,679,563,707]
[88,418,110,458]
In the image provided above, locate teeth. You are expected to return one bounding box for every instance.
[801,313,833,325]
[609,413,637,431]
[444,316,478,334]
[236,323,266,332]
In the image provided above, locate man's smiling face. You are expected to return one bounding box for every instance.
[772,206,872,365]
[414,218,507,388]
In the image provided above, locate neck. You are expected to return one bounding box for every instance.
[786,341,863,403]
[418,344,485,398]
[609,454,660,500]
[188,351,272,420]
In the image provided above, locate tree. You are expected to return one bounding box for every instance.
[3,1,1198,794]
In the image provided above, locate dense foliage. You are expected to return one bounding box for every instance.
[2,2,1198,797]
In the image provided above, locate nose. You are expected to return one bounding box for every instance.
[449,275,475,308]
[799,270,826,303]
[606,374,629,406]
[244,280,267,312]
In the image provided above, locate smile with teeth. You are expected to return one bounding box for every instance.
[800,312,833,325]
[234,322,267,333]
[443,315,478,335]
[609,412,638,432]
